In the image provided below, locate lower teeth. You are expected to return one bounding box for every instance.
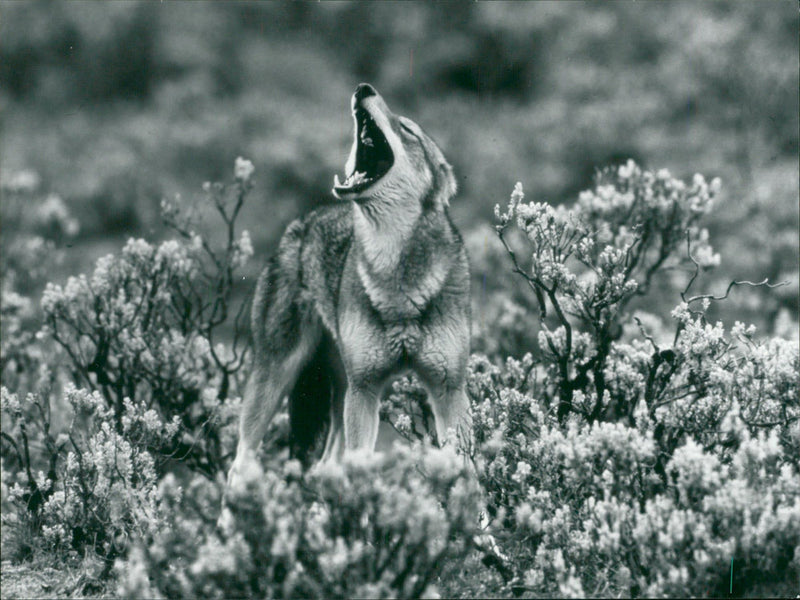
[337,170,370,188]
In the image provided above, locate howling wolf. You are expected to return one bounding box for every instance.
[227,83,472,489]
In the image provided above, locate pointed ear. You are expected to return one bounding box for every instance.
[437,162,457,208]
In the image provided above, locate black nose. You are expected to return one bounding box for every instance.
[354,83,377,102]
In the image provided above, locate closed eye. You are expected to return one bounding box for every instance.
[400,125,425,149]
[399,122,416,136]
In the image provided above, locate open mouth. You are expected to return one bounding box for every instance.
[334,105,394,195]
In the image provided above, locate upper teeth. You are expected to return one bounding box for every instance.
[360,124,373,145]
[360,127,373,146]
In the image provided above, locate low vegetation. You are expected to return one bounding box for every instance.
[2,159,797,597]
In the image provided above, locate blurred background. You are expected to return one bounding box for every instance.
[2,1,798,351]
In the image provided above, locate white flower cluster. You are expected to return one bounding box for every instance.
[234,156,255,182]
[579,160,719,225]
[494,181,525,227]
[231,229,254,269]
[466,313,798,596]
[118,443,482,599]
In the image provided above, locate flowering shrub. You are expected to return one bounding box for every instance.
[459,162,800,596]
[504,423,800,598]
[1,385,170,573]
[467,347,799,596]
[1,159,254,574]
[38,159,255,476]
[494,161,723,423]
[2,158,796,598]
[117,445,483,599]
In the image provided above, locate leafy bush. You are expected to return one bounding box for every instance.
[2,158,796,598]
[38,160,255,477]
[494,161,723,423]
[1,159,255,573]
[1,385,168,569]
[461,162,800,597]
[117,446,482,599]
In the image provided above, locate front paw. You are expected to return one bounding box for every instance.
[217,505,236,536]
[225,453,264,495]
[218,453,264,533]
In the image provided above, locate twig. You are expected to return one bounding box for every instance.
[684,277,788,305]
[496,226,547,320]
[634,316,660,353]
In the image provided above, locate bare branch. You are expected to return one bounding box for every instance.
[681,228,787,305]
[496,225,547,320]
[634,316,660,353]
[685,277,788,305]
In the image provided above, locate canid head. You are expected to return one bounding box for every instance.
[332,83,457,211]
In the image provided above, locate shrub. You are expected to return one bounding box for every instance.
[38,159,255,477]
[1,385,168,569]
[494,161,724,423]
[117,445,483,599]
[2,157,796,599]
[463,162,800,597]
[1,159,255,575]
[468,337,799,597]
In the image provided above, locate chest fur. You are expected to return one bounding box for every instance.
[356,257,449,319]
[350,202,459,321]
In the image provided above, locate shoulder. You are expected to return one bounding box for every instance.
[302,202,353,234]
[276,202,353,251]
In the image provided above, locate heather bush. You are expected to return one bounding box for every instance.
[38,159,255,476]
[117,445,483,599]
[456,163,800,597]
[1,385,168,569]
[1,159,254,574]
[2,158,797,598]
[494,161,724,423]
[467,349,799,596]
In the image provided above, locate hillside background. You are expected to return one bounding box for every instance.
[2,1,798,341]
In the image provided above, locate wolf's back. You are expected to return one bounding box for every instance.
[252,203,354,357]
[298,203,355,335]
[248,203,354,464]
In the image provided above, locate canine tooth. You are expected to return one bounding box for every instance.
[334,174,342,187]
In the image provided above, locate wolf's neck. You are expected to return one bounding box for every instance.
[352,200,422,274]
[352,202,455,317]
